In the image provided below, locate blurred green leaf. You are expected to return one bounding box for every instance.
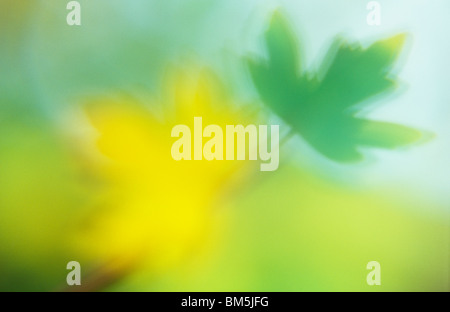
[247,12,423,162]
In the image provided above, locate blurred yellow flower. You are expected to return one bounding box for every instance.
[73,67,258,284]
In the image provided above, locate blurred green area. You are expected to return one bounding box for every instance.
[0,1,86,291]
[107,160,449,292]
[247,12,425,162]
[0,1,448,292]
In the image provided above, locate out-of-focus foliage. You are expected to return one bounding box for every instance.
[247,12,425,162]
[0,1,448,292]
[70,68,259,287]
[0,0,89,291]
[107,160,449,292]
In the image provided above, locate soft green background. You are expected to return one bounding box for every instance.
[0,0,448,291]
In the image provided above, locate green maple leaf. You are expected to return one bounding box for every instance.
[247,12,425,162]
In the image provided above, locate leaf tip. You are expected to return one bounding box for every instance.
[379,33,409,54]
